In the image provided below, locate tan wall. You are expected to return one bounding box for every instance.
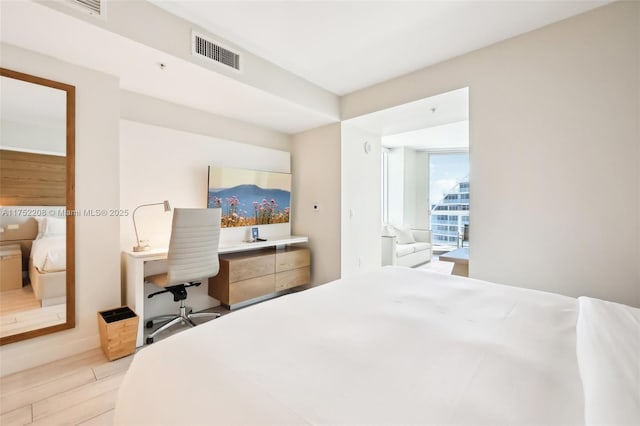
[291,123,342,285]
[342,1,640,306]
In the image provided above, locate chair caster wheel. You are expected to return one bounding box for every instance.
[146,321,154,329]
[146,337,154,344]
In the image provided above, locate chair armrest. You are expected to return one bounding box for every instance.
[381,235,397,266]
[411,229,431,243]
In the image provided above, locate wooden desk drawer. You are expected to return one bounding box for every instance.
[275,267,310,291]
[276,247,310,272]
[229,274,275,305]
[221,250,275,282]
[209,246,311,307]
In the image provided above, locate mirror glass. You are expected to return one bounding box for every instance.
[0,68,75,344]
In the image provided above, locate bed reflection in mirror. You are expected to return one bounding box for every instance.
[0,69,75,344]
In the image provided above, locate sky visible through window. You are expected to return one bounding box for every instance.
[429,153,469,206]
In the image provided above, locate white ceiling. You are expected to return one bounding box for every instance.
[346,87,468,137]
[0,1,335,134]
[0,0,611,135]
[151,0,611,96]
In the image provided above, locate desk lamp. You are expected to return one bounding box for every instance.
[132,200,171,252]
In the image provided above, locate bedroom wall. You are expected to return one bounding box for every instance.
[382,146,429,229]
[291,123,342,285]
[342,1,640,306]
[119,119,292,318]
[341,124,382,277]
[415,151,429,230]
[0,44,121,376]
[385,147,426,229]
[386,148,405,226]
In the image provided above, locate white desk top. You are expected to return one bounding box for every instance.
[125,235,308,259]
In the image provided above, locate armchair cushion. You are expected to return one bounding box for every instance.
[394,226,416,244]
[412,242,431,253]
[396,244,416,257]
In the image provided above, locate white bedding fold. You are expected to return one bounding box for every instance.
[30,236,66,272]
[576,296,640,425]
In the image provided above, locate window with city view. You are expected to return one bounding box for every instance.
[429,153,469,247]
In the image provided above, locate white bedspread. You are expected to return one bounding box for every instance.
[114,267,636,425]
[576,297,640,425]
[30,236,66,273]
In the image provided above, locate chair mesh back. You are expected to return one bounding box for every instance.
[166,208,221,285]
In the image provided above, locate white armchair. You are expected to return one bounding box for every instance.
[381,226,432,267]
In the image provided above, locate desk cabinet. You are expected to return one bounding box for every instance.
[209,246,310,307]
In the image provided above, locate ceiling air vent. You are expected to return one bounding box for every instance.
[192,32,240,71]
[69,0,103,16]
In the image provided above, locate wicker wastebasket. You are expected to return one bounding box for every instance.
[97,306,139,361]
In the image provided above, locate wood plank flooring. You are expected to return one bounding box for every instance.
[0,285,66,338]
[0,348,133,426]
[0,307,228,426]
[0,285,40,316]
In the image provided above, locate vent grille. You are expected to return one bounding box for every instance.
[193,33,240,71]
[70,0,102,15]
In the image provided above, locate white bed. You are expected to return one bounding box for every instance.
[29,235,66,307]
[114,267,639,425]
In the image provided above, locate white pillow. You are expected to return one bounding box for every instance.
[35,217,46,239]
[35,216,66,239]
[43,217,65,237]
[381,224,396,237]
[393,225,415,244]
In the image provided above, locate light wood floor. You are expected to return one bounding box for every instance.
[0,285,66,338]
[0,348,133,426]
[0,309,226,426]
[0,285,40,315]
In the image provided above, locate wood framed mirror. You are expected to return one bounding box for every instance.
[0,68,75,345]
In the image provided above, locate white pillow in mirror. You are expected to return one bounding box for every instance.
[394,226,416,244]
[35,216,66,239]
[35,217,46,239]
[43,217,65,237]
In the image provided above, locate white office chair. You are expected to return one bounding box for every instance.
[145,208,222,344]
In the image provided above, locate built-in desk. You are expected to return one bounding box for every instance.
[124,235,308,346]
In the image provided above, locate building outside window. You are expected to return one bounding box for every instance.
[429,152,469,248]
